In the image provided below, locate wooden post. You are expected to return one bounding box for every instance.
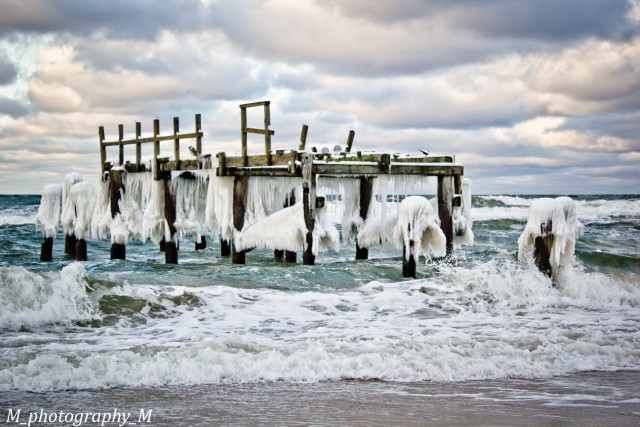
[98,126,106,174]
[76,238,87,261]
[346,130,355,153]
[109,169,126,260]
[437,175,454,256]
[264,102,272,165]
[118,124,124,166]
[164,179,178,264]
[403,242,417,278]
[274,190,297,262]
[40,237,53,262]
[153,118,160,180]
[173,117,180,170]
[195,236,206,250]
[355,177,374,260]
[301,153,316,265]
[217,152,226,177]
[240,107,248,167]
[534,235,553,279]
[135,122,141,168]
[195,113,202,166]
[232,176,248,264]
[299,124,308,151]
[220,239,231,256]
[159,237,166,252]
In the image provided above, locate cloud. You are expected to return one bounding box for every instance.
[0,50,17,84]
[0,96,28,117]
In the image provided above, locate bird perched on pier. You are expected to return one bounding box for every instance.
[420,149,429,156]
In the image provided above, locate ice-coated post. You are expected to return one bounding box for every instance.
[232,176,248,264]
[301,153,315,265]
[437,175,454,256]
[275,189,297,263]
[220,239,231,256]
[355,177,374,260]
[76,239,87,261]
[402,241,416,278]
[109,169,126,260]
[163,179,178,264]
[40,238,53,262]
[195,236,207,250]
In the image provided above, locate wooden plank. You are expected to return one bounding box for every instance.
[314,163,464,176]
[102,132,202,147]
[173,117,180,169]
[195,113,202,160]
[135,122,141,166]
[243,127,275,136]
[437,175,454,256]
[239,100,270,108]
[241,107,248,167]
[223,152,294,168]
[153,119,160,180]
[299,124,308,150]
[118,124,124,166]
[98,126,106,174]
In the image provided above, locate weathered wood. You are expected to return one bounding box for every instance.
[534,235,554,279]
[264,103,272,165]
[118,124,124,166]
[217,152,226,176]
[402,242,416,278]
[240,107,248,167]
[437,175,454,256]
[243,127,275,136]
[299,124,308,150]
[173,116,180,170]
[232,176,248,264]
[285,190,297,263]
[102,132,203,146]
[315,163,463,176]
[99,126,106,174]
[40,237,53,262]
[195,236,206,250]
[65,234,77,258]
[195,114,202,162]
[76,239,87,261]
[159,238,166,252]
[239,100,270,108]
[164,179,178,264]
[109,169,125,260]
[153,119,160,180]
[135,122,141,166]
[346,130,355,153]
[355,177,374,260]
[223,152,295,168]
[220,239,231,256]
[302,154,315,265]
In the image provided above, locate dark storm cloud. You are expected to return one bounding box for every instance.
[0,0,208,39]
[0,51,17,85]
[0,96,28,117]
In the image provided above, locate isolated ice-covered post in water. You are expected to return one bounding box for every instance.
[35,184,62,261]
[393,196,446,278]
[517,196,584,279]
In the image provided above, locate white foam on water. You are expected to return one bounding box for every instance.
[0,264,97,331]
[1,258,638,391]
[1,213,36,227]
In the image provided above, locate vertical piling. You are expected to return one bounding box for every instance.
[264,102,272,165]
[164,179,178,264]
[437,176,454,256]
[402,240,417,278]
[195,114,202,166]
[173,117,180,170]
[153,118,160,180]
[240,107,248,167]
[299,124,308,151]
[118,124,124,166]
[220,239,231,256]
[40,237,53,262]
[346,130,355,153]
[275,190,297,262]
[195,236,207,250]
[65,234,77,258]
[109,169,126,260]
[135,122,141,168]
[76,239,87,261]
[232,176,248,264]
[301,154,316,265]
[355,177,374,260]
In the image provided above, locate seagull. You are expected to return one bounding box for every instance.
[419,149,429,156]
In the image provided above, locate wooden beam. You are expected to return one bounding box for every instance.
[346,130,355,153]
[264,103,272,165]
[243,127,275,136]
[239,100,270,108]
[102,132,202,146]
[173,116,180,170]
[299,124,308,150]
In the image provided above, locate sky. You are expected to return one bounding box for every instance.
[0,0,639,195]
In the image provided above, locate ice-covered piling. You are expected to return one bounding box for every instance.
[70,182,96,261]
[394,196,446,278]
[355,177,374,260]
[36,184,63,261]
[517,196,584,278]
[61,173,83,258]
[109,168,126,260]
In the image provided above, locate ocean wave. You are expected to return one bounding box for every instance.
[0,264,98,330]
[0,214,35,226]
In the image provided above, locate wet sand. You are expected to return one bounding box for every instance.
[1,371,638,426]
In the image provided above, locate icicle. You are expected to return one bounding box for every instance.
[393,196,446,261]
[35,184,62,239]
[60,173,83,235]
[142,179,166,244]
[69,182,96,241]
[205,170,235,242]
[171,171,209,243]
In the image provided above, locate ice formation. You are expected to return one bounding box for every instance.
[35,184,62,239]
[245,177,302,225]
[317,177,361,242]
[142,178,166,244]
[356,213,397,249]
[235,201,340,255]
[172,171,209,243]
[517,196,584,267]
[60,173,83,235]
[393,196,446,260]
[91,175,111,240]
[205,170,234,242]
[69,182,96,240]
[453,178,474,247]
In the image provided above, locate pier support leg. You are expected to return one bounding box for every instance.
[75,239,87,261]
[302,154,316,265]
[163,179,178,264]
[534,234,554,279]
[355,177,374,260]
[40,237,53,262]
[437,176,454,256]
[109,169,126,260]
[275,189,297,263]
[65,234,77,258]
[274,249,284,261]
[159,238,166,252]
[195,236,207,250]
[402,241,416,278]
[232,176,248,265]
[220,239,231,257]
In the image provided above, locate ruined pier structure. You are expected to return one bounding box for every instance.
[36,101,473,277]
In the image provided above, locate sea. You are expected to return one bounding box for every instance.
[0,193,638,426]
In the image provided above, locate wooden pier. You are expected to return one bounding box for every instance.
[90,101,465,277]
